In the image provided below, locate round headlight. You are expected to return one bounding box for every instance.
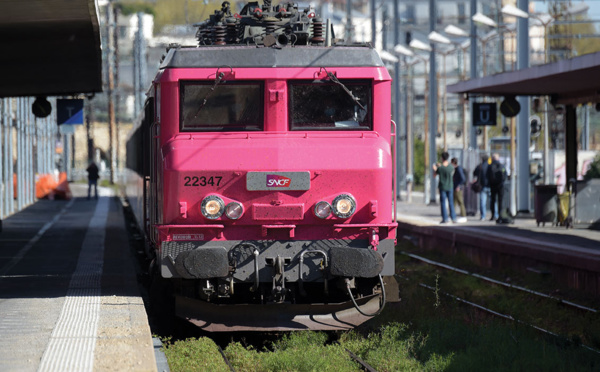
[332,194,356,218]
[201,195,224,219]
[225,202,244,220]
[314,201,332,219]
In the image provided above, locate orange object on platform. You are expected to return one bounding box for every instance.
[54,172,72,200]
[36,174,59,199]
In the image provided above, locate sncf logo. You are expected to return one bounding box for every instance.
[266,175,291,187]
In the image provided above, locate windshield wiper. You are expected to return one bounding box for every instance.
[325,70,365,111]
[194,71,225,118]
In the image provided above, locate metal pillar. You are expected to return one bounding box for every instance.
[25,97,30,205]
[43,117,49,175]
[44,117,50,174]
[36,116,41,178]
[469,0,478,150]
[345,0,352,42]
[543,98,551,184]
[27,97,33,204]
[17,98,25,211]
[428,0,438,204]
[3,98,11,217]
[517,0,530,212]
[114,5,120,173]
[371,0,376,47]
[582,104,589,150]
[0,99,4,218]
[565,105,578,184]
[48,110,54,175]
[8,99,14,216]
[405,58,412,202]
[393,0,404,198]
[86,100,94,163]
[134,12,148,118]
[106,2,116,184]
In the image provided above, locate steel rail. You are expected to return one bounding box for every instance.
[419,283,600,355]
[400,250,598,313]
[218,345,235,372]
[343,346,378,372]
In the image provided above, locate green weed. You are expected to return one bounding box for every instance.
[161,337,230,372]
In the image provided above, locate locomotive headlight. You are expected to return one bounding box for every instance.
[332,194,356,218]
[314,201,332,219]
[225,202,244,220]
[201,195,224,219]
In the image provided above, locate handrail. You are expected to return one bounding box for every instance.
[391,120,398,236]
[332,223,398,229]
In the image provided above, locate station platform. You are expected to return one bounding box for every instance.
[395,192,600,294]
[0,184,157,372]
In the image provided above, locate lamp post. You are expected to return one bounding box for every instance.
[394,44,430,204]
[507,3,589,185]
[409,39,436,204]
[466,9,528,151]
[444,23,499,151]
[443,26,471,151]
[427,31,454,152]
[400,56,422,203]
[471,13,502,152]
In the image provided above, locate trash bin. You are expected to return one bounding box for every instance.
[557,191,571,226]
[534,184,557,226]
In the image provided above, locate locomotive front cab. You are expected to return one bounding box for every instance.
[151,46,398,331]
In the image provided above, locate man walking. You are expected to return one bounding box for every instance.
[432,152,457,224]
[487,153,507,222]
[86,162,100,200]
[451,158,467,222]
[473,154,492,221]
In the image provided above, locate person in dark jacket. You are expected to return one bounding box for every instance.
[451,157,467,222]
[486,153,507,221]
[432,152,457,224]
[86,162,100,200]
[473,154,492,221]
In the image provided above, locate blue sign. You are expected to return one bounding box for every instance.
[472,102,497,127]
[57,99,84,125]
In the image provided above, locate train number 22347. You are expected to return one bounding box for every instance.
[183,176,222,187]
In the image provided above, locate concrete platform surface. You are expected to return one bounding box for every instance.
[0,184,157,372]
[395,193,600,293]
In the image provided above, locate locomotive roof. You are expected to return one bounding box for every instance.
[159,45,385,69]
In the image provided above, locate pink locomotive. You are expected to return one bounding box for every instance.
[126,0,398,331]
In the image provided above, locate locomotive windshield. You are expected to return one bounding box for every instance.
[180,81,264,131]
[289,80,372,131]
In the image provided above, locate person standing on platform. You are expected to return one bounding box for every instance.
[432,152,457,224]
[86,162,99,200]
[451,157,467,223]
[487,153,507,222]
[473,154,492,221]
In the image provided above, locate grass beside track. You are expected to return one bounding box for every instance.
[161,241,600,371]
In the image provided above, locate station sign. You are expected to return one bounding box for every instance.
[472,102,497,127]
[57,99,84,125]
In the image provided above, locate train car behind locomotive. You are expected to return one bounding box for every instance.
[126,0,399,331]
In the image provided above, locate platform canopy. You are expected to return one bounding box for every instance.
[447,51,600,187]
[0,0,103,98]
[447,51,600,106]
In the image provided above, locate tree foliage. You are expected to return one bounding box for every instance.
[116,0,224,33]
[583,154,600,180]
[413,138,424,186]
[548,4,600,61]
[117,1,156,16]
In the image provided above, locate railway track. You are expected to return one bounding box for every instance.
[400,250,598,313]
[344,347,378,372]
[399,250,600,355]
[218,345,235,372]
[418,282,600,355]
